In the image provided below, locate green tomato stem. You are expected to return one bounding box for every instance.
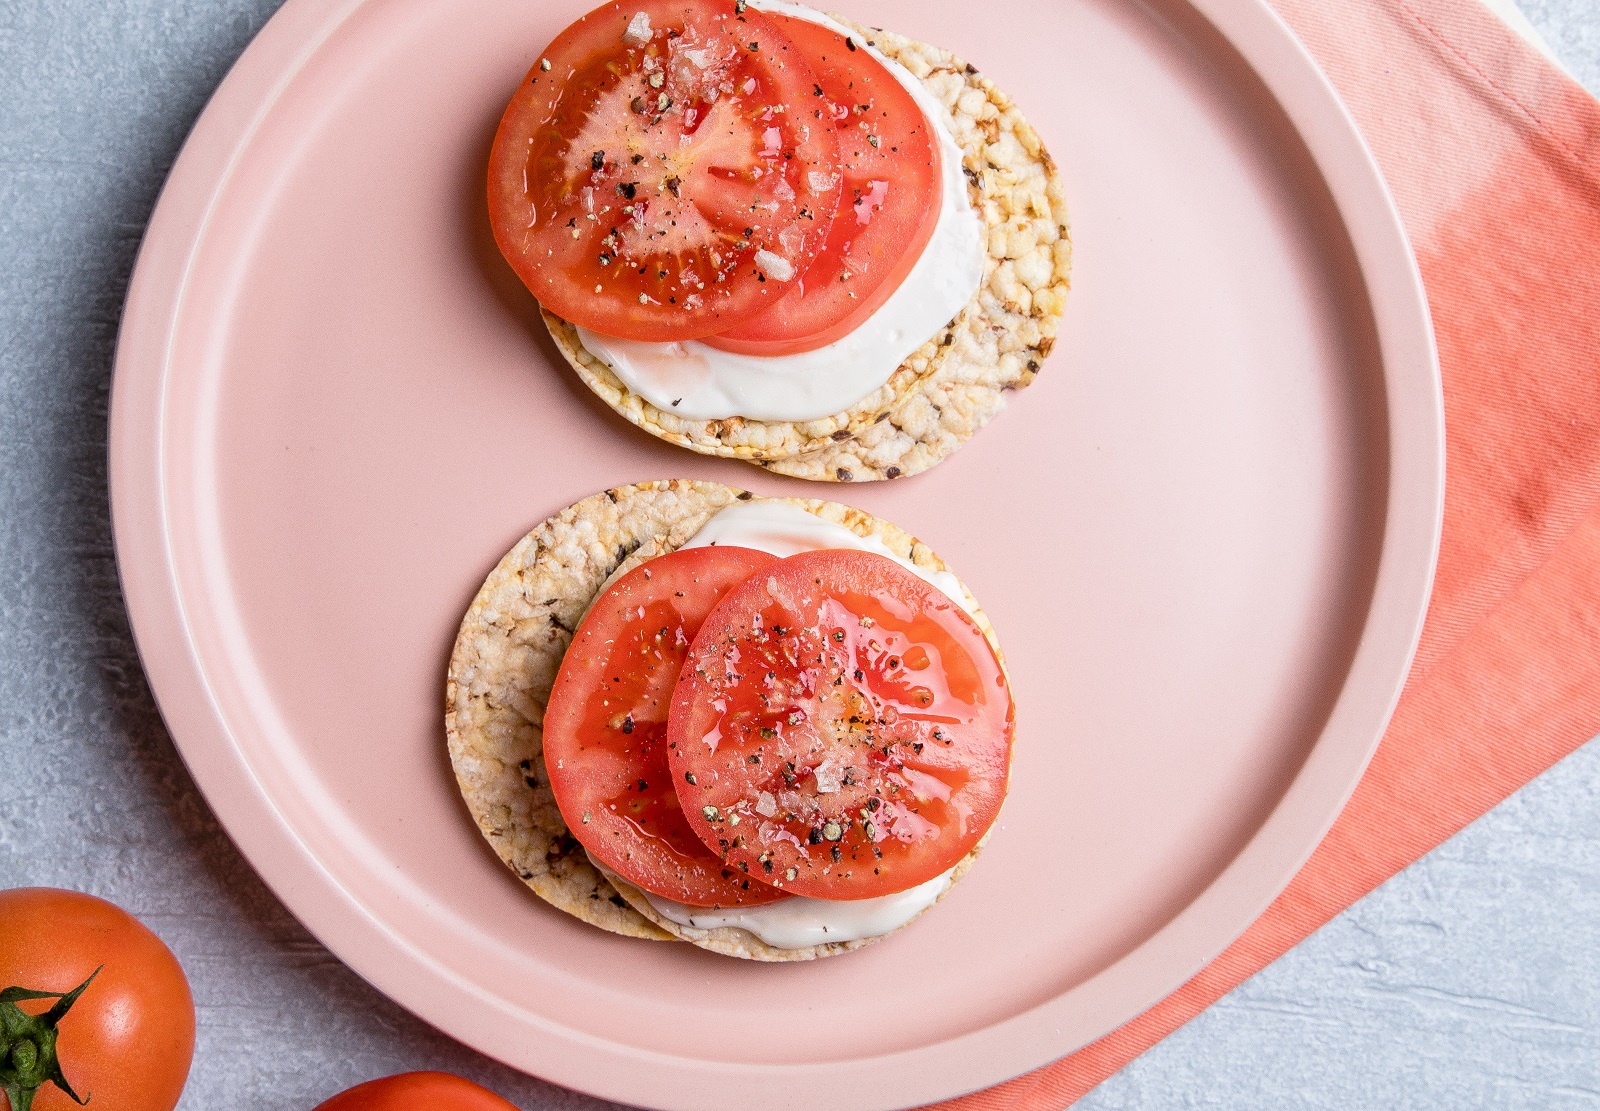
[0,968,98,1110]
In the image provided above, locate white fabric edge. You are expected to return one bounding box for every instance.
[1481,0,1572,75]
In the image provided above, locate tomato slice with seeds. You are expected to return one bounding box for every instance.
[543,545,788,906]
[488,0,842,341]
[701,15,943,356]
[667,550,1013,900]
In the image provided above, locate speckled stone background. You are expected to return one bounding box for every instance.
[1,0,1596,1107]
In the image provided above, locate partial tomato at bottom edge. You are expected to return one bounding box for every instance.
[310,1072,519,1111]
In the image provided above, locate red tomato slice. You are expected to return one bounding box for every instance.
[488,0,843,341]
[543,544,789,906]
[700,16,943,356]
[667,550,1013,899]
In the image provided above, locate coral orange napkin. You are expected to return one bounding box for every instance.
[934,1,1600,1107]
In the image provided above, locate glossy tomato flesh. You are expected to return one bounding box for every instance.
[0,888,194,1111]
[543,544,789,906]
[667,550,1013,899]
[488,0,842,341]
[701,15,943,355]
[311,1072,520,1111]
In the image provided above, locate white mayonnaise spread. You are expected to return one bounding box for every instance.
[630,497,969,948]
[574,2,986,422]
[680,497,976,617]
[643,869,953,948]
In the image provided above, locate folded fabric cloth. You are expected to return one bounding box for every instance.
[932,1,1600,1106]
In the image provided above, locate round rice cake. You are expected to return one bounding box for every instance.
[445,479,1010,956]
[542,16,1071,482]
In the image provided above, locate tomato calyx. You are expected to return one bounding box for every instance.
[0,968,98,1111]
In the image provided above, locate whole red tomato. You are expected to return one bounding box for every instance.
[312,1072,521,1110]
[0,888,194,1111]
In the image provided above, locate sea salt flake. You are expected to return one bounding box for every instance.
[754,249,794,281]
[622,12,652,45]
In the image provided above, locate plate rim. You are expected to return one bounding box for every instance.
[108,0,1444,1107]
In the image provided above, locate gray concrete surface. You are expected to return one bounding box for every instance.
[0,1,1595,1108]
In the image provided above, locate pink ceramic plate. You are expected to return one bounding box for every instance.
[110,0,1442,1106]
